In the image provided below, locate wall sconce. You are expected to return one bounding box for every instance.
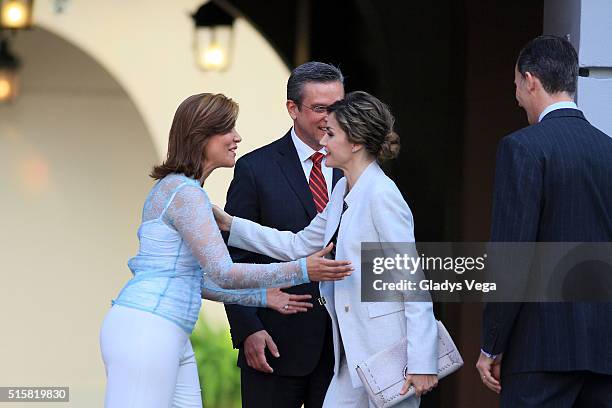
[0,38,20,103]
[192,1,235,72]
[0,0,34,29]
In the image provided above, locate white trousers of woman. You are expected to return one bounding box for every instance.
[322,356,419,408]
[322,329,419,408]
[100,305,202,408]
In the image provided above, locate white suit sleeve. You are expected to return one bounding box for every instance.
[228,202,329,261]
[371,187,438,374]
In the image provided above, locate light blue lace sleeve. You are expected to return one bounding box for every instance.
[201,274,266,306]
[164,184,308,289]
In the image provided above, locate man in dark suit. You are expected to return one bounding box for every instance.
[224,62,344,408]
[477,35,612,407]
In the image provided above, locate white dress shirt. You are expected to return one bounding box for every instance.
[538,101,578,122]
[291,127,333,195]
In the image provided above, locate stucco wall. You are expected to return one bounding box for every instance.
[544,0,612,136]
[33,0,292,205]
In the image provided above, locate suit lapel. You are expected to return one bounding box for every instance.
[323,190,345,246]
[276,132,317,219]
[332,168,343,189]
[322,168,345,246]
[335,162,380,245]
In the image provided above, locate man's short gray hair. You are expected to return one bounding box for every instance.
[287,62,344,105]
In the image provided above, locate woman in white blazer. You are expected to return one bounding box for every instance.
[215,91,438,407]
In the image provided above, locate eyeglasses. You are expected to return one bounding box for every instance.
[301,103,329,114]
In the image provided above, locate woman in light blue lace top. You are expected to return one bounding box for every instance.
[99,93,352,408]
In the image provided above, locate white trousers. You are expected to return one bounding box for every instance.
[322,357,419,408]
[322,331,419,408]
[100,305,202,408]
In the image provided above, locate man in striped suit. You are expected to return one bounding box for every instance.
[476,36,612,407]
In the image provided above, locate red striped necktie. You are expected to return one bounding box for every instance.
[309,152,329,213]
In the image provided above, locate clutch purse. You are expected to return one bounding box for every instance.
[355,320,463,408]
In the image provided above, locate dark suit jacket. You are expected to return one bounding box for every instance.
[224,130,342,376]
[482,108,612,376]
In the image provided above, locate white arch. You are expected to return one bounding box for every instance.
[33,0,291,204]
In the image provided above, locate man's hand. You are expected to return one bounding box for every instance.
[401,374,438,397]
[243,330,279,373]
[306,243,353,281]
[476,351,502,394]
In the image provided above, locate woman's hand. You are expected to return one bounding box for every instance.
[266,288,313,315]
[212,204,233,231]
[306,243,353,281]
[401,374,438,397]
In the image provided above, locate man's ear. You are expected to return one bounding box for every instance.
[287,100,299,120]
[524,72,540,94]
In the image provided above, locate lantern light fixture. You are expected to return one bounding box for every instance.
[0,0,34,30]
[192,1,236,72]
[0,38,20,103]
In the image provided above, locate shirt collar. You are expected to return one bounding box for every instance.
[291,127,326,163]
[538,101,578,122]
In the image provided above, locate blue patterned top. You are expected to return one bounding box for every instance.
[113,174,308,333]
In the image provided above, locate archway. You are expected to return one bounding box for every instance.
[0,26,159,405]
[32,0,292,205]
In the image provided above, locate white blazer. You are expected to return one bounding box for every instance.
[229,161,438,388]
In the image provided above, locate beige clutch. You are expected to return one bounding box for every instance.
[355,320,463,408]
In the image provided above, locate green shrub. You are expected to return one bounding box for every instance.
[190,319,241,408]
